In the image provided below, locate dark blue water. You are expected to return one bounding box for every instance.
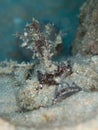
[0,0,85,62]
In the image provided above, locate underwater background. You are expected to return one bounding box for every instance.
[0,0,85,62]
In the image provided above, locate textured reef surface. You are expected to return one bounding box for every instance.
[72,0,98,55]
[0,0,98,130]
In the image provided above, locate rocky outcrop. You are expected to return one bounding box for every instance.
[72,0,98,55]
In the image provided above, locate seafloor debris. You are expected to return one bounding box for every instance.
[15,19,81,111]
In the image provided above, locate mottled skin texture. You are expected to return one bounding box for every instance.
[15,19,82,111]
